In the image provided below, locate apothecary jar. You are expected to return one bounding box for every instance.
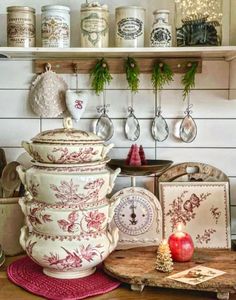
[175,0,222,46]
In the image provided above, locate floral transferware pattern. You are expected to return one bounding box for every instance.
[28,207,53,226]
[50,178,104,204]
[47,147,99,164]
[159,182,230,249]
[57,210,106,234]
[43,244,103,271]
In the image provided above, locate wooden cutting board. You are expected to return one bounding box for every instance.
[158,162,228,183]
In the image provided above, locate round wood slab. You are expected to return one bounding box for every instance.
[103,247,236,299]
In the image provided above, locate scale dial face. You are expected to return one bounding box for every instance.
[114,194,154,236]
[111,187,162,249]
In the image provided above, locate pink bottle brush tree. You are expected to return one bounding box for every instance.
[125,144,147,166]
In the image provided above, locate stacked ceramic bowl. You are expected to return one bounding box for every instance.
[17,118,120,279]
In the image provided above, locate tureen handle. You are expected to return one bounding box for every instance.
[107,226,119,253]
[19,225,29,251]
[63,117,73,129]
[22,141,31,155]
[16,165,26,186]
[102,143,114,159]
[108,167,121,194]
[107,197,120,224]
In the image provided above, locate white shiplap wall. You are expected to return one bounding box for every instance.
[0,1,236,239]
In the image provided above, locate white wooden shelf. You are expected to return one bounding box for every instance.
[1,46,236,60]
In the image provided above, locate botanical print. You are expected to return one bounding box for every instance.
[84,178,104,190]
[28,207,52,226]
[210,206,221,224]
[43,244,104,271]
[29,146,44,162]
[167,266,225,285]
[160,182,230,249]
[57,210,106,234]
[196,229,216,245]
[47,147,98,163]
[50,179,82,204]
[85,210,106,232]
[26,240,37,256]
[166,191,211,230]
[57,211,80,233]
[50,178,104,204]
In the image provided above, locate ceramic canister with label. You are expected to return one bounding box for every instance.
[41,5,70,48]
[80,2,109,48]
[150,10,172,47]
[7,6,36,47]
[115,6,145,47]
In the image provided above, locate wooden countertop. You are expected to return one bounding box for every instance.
[1,255,236,300]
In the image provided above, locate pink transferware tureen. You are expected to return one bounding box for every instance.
[17,117,121,279]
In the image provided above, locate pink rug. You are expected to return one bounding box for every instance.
[7,256,120,300]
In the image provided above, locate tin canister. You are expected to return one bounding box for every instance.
[41,5,70,48]
[115,6,145,47]
[7,6,35,47]
[80,2,109,48]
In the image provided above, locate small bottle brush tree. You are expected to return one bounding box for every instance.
[156,240,173,273]
[139,145,147,165]
[129,144,141,166]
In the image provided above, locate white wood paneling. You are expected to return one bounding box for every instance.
[0,119,40,147]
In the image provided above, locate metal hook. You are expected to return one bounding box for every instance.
[45,63,51,71]
[184,103,193,115]
[128,106,134,114]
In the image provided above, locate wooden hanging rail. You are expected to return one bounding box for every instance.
[34,58,202,74]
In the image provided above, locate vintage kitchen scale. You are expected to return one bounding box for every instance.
[108,159,173,249]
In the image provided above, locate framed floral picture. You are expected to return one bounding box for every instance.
[159,182,231,249]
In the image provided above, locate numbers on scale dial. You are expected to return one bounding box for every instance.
[114,194,154,236]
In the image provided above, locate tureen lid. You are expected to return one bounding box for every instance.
[32,117,103,144]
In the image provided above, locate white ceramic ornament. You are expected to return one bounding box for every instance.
[29,64,68,117]
[66,90,88,122]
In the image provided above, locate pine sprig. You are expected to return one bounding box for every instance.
[90,58,113,95]
[182,62,198,100]
[151,62,173,90]
[125,57,140,93]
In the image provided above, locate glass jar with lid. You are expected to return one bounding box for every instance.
[41,5,70,48]
[7,6,36,47]
[175,0,223,46]
[80,2,109,48]
[150,10,172,47]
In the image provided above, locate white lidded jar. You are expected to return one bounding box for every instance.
[115,6,145,47]
[41,5,70,48]
[80,2,109,48]
[150,10,172,47]
[7,6,36,47]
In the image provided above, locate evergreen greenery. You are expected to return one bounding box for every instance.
[125,57,140,93]
[182,62,198,100]
[151,62,173,91]
[90,58,113,95]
